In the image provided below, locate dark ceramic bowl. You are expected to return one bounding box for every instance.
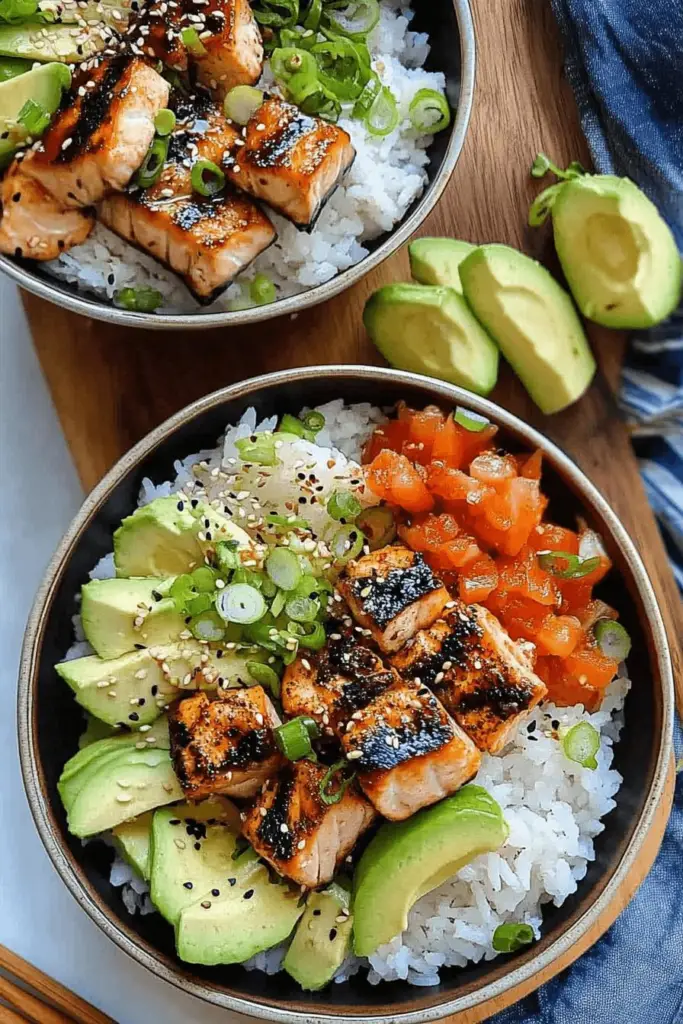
[0,0,475,330]
[19,367,674,1022]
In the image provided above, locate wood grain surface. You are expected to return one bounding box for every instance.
[19,0,681,1019]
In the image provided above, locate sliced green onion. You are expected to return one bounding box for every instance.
[246,660,281,696]
[292,620,326,650]
[286,71,341,122]
[324,0,379,37]
[185,592,215,617]
[271,45,317,85]
[409,88,450,134]
[319,759,356,805]
[232,566,264,589]
[223,85,263,125]
[274,716,314,760]
[528,182,565,227]
[295,574,333,601]
[17,98,50,136]
[266,547,303,591]
[135,135,168,189]
[454,406,490,432]
[170,573,194,606]
[189,610,226,642]
[366,86,398,137]
[302,410,325,433]
[537,551,601,579]
[191,566,218,592]
[562,721,600,769]
[235,432,278,466]
[302,0,321,29]
[331,524,365,562]
[261,577,278,599]
[115,286,163,312]
[215,540,239,575]
[285,596,319,622]
[311,38,367,101]
[191,158,225,197]
[154,108,176,136]
[492,923,535,953]
[181,26,207,54]
[266,512,310,531]
[355,505,395,551]
[594,619,631,661]
[530,152,585,181]
[278,412,307,438]
[249,273,277,305]
[271,588,287,618]
[216,583,266,624]
[352,71,381,119]
[253,0,299,27]
[327,489,362,522]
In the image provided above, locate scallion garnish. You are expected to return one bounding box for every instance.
[266,512,310,530]
[594,619,631,661]
[271,45,317,85]
[115,286,163,312]
[330,523,365,562]
[191,158,225,197]
[454,406,490,432]
[302,410,325,433]
[223,84,263,125]
[271,588,287,617]
[537,551,600,579]
[324,0,379,37]
[352,71,381,119]
[134,135,168,189]
[235,432,278,466]
[184,592,215,617]
[189,610,226,642]
[216,583,267,624]
[285,595,319,622]
[17,97,50,136]
[290,619,326,650]
[561,721,600,769]
[409,88,450,134]
[366,85,398,136]
[327,489,362,522]
[191,566,219,592]
[355,505,396,551]
[215,540,239,575]
[154,108,176,136]
[181,26,207,54]
[302,0,321,30]
[266,547,303,591]
[246,660,282,696]
[492,923,535,953]
[319,759,356,805]
[249,273,277,305]
[253,0,299,27]
[274,716,316,760]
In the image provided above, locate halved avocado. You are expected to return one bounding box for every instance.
[363,283,499,396]
[408,237,476,293]
[80,575,183,659]
[0,61,70,166]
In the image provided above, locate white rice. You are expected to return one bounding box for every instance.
[42,1,445,314]
[70,401,628,984]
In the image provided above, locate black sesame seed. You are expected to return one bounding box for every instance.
[129,712,139,722]
[151,685,158,696]
[216,650,223,658]
[183,881,193,889]
[551,719,560,730]
[528,735,538,742]
[228,878,236,886]
[205,531,212,541]
[527,721,536,733]
[313,909,322,917]
[204,518,210,528]
[134,643,145,650]
[191,499,199,508]
[194,842,201,851]
[12,192,20,202]
[107,272,115,285]
[211,888,220,897]
[152,590,163,601]
[243,889,254,900]
[138,698,145,706]
[298,497,307,504]
[169,819,180,825]
[329,929,337,941]
[297,473,305,480]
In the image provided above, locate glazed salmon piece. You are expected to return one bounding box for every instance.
[391,603,547,754]
[168,687,283,800]
[129,0,263,95]
[0,166,94,260]
[337,545,451,654]
[340,678,481,821]
[98,94,276,302]
[21,56,169,208]
[242,759,376,888]
[225,97,355,227]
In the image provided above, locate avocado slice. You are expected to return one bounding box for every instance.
[363,283,499,396]
[459,244,596,414]
[0,24,105,64]
[551,175,682,329]
[66,747,183,838]
[112,811,154,880]
[176,860,304,966]
[283,883,352,991]
[78,713,118,749]
[352,785,508,956]
[45,0,134,27]
[81,576,184,659]
[409,237,476,293]
[0,56,33,82]
[0,61,70,166]
[149,801,254,925]
[114,497,252,578]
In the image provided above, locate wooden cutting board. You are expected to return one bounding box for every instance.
[20,0,681,1019]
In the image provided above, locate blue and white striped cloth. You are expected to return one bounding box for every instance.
[491,3,683,1023]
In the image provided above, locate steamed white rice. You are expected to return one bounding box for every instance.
[71,400,628,985]
[43,1,446,314]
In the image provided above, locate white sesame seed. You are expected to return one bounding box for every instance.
[346,750,362,760]
[280,823,289,833]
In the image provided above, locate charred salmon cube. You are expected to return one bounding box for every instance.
[282,626,397,731]
[225,97,355,227]
[391,604,547,754]
[0,166,94,261]
[337,545,451,654]
[21,56,169,209]
[340,679,481,821]
[169,687,282,800]
[242,759,376,888]
[98,94,276,302]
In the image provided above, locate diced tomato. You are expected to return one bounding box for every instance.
[470,452,518,489]
[458,554,499,603]
[528,522,580,555]
[497,547,559,605]
[534,657,602,711]
[366,450,434,514]
[564,636,619,689]
[535,615,582,657]
[439,535,481,569]
[520,449,543,480]
[431,414,466,468]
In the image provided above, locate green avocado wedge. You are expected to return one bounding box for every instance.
[80,575,183,659]
[283,883,353,991]
[112,811,154,880]
[0,24,105,64]
[352,786,508,957]
[0,61,70,167]
[408,237,476,294]
[459,244,596,414]
[363,283,499,396]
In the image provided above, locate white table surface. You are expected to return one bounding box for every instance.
[0,278,247,1024]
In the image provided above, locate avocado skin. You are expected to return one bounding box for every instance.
[409,237,476,293]
[363,283,499,396]
[551,175,682,329]
[352,785,507,957]
[283,885,353,991]
[459,244,596,414]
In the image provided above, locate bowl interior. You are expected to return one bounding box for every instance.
[25,372,667,1020]
[0,0,469,328]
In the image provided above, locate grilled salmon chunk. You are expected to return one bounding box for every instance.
[21,56,169,208]
[337,545,451,654]
[391,604,547,754]
[340,678,481,821]
[0,167,94,260]
[242,759,376,888]
[99,92,276,302]
[169,687,283,800]
[225,97,355,227]
[130,0,262,95]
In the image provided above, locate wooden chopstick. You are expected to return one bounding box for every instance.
[0,1001,33,1024]
[0,946,114,1024]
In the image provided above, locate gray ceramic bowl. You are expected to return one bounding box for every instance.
[0,0,475,330]
[18,366,674,1022]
